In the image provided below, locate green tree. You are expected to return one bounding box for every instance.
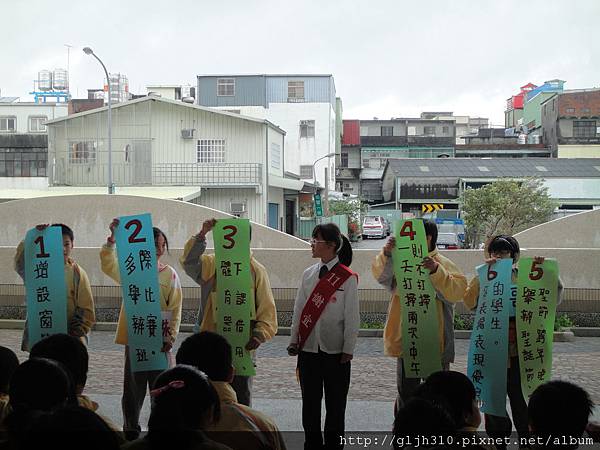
[328,199,367,240]
[461,178,556,248]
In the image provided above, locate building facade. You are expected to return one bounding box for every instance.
[421,112,489,145]
[45,96,304,231]
[542,89,600,158]
[196,74,338,191]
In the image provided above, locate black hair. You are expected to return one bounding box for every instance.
[0,345,19,394]
[413,370,477,429]
[51,223,74,242]
[153,226,169,253]
[529,380,594,447]
[393,397,456,449]
[422,219,438,251]
[488,235,520,261]
[312,223,353,266]
[147,365,220,449]
[20,405,121,450]
[176,332,232,382]
[30,333,89,391]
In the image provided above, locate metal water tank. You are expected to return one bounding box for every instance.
[53,68,69,91]
[38,70,53,91]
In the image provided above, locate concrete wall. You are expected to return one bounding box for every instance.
[515,209,600,248]
[558,144,600,158]
[1,247,599,291]
[0,194,309,249]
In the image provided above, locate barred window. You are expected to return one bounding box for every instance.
[217,79,235,96]
[299,120,315,138]
[0,151,47,177]
[381,126,393,136]
[69,141,96,164]
[300,165,313,179]
[29,116,47,132]
[423,126,436,136]
[288,81,305,101]
[0,117,16,132]
[197,139,226,163]
[573,120,596,138]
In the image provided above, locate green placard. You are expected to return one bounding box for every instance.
[314,194,323,217]
[214,219,256,377]
[392,219,441,378]
[516,257,559,398]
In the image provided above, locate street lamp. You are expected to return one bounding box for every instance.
[83,47,114,194]
[312,152,336,187]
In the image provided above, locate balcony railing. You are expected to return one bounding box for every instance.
[51,162,262,187]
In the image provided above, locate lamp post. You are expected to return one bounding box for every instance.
[312,152,335,216]
[83,47,114,194]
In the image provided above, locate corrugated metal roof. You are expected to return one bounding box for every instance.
[385,158,600,178]
[0,97,19,103]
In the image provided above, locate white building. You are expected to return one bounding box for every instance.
[41,96,305,231]
[196,74,339,191]
[0,100,68,191]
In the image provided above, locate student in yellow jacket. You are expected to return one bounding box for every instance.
[14,223,96,351]
[100,218,182,440]
[372,220,467,410]
[180,218,278,407]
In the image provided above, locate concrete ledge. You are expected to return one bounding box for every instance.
[455,329,578,341]
[572,327,600,337]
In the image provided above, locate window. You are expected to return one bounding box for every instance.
[68,141,96,164]
[360,126,368,136]
[582,108,591,113]
[381,126,393,136]
[442,126,449,134]
[573,120,596,138]
[197,139,226,163]
[29,116,47,132]
[0,151,47,177]
[566,108,575,113]
[423,126,436,136]
[288,81,305,101]
[271,143,281,169]
[300,165,313,179]
[407,126,416,136]
[340,152,348,168]
[299,120,315,138]
[0,117,16,132]
[217,78,235,96]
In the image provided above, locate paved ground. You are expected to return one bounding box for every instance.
[352,237,389,250]
[2,330,599,446]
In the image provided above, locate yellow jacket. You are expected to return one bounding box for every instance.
[100,244,182,346]
[180,236,277,343]
[14,241,96,350]
[0,394,9,432]
[206,381,286,450]
[372,248,467,360]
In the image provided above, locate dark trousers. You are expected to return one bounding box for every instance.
[395,357,450,412]
[298,350,351,450]
[122,346,174,437]
[484,356,529,448]
[231,375,253,407]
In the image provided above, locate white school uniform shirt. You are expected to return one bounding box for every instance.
[290,256,360,355]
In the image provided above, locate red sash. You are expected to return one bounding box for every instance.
[297,263,355,350]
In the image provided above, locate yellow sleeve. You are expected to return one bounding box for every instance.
[463,276,480,310]
[165,269,183,343]
[253,264,278,342]
[429,256,468,302]
[99,244,121,284]
[372,250,395,291]
[180,235,215,284]
[14,240,25,280]
[74,266,96,334]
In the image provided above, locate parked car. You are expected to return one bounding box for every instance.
[436,232,460,249]
[362,216,390,239]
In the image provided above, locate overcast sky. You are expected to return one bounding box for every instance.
[2,0,599,125]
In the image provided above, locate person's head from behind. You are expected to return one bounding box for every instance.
[30,333,89,394]
[0,345,19,395]
[415,370,480,430]
[487,235,520,262]
[529,380,593,448]
[22,405,121,450]
[149,365,220,434]
[176,331,233,382]
[153,226,169,260]
[310,222,353,266]
[51,223,75,262]
[393,397,455,449]
[423,220,439,253]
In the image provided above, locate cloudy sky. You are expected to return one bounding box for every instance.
[2,0,599,125]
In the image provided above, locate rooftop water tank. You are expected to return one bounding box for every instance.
[38,70,53,91]
[52,68,69,91]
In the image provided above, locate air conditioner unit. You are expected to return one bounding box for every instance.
[230,202,246,214]
[181,129,195,139]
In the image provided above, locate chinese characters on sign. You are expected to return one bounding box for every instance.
[467,258,512,417]
[392,219,441,379]
[115,214,166,372]
[516,258,559,398]
[214,219,255,377]
[24,226,68,349]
